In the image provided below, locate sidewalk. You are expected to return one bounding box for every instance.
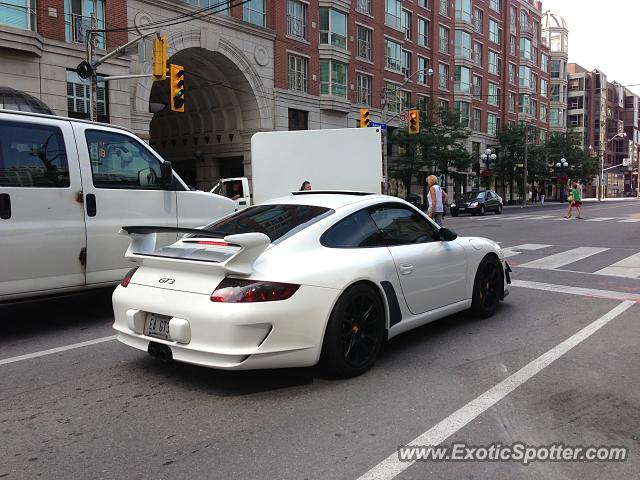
[503,197,639,210]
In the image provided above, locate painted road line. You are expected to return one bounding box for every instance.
[502,244,552,258]
[0,336,117,367]
[356,300,635,480]
[525,215,556,220]
[499,216,528,220]
[519,247,609,270]
[510,280,640,302]
[618,218,640,223]
[584,217,618,222]
[594,252,640,279]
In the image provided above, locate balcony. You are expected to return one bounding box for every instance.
[520,21,534,38]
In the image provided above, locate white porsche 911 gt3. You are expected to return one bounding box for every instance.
[112,192,511,377]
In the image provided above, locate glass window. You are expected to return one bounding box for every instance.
[402,10,412,40]
[455,0,471,23]
[508,92,516,112]
[508,63,516,84]
[243,0,265,27]
[439,63,449,90]
[454,66,471,94]
[287,0,307,39]
[385,38,403,72]
[439,0,448,16]
[551,59,561,79]
[369,205,437,245]
[288,54,308,93]
[67,70,109,123]
[356,0,371,14]
[1,0,36,30]
[65,0,105,49]
[520,37,531,60]
[0,121,70,188]
[454,101,470,127]
[509,34,516,56]
[472,8,483,33]
[550,84,560,102]
[455,30,471,59]
[518,93,531,114]
[84,131,166,190]
[288,109,308,131]
[321,210,384,248]
[489,0,501,13]
[417,57,430,85]
[541,54,549,72]
[320,60,347,98]
[204,204,333,245]
[473,41,482,66]
[519,65,531,87]
[488,82,500,106]
[356,74,372,105]
[319,8,347,49]
[487,113,497,136]
[488,50,500,75]
[385,83,401,114]
[549,108,561,126]
[385,0,402,29]
[402,50,412,79]
[540,104,548,122]
[357,25,372,60]
[439,25,449,53]
[472,75,482,98]
[473,108,482,131]
[540,79,548,97]
[418,18,429,46]
[489,19,501,44]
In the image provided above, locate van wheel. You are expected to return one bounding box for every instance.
[470,256,502,318]
[319,284,385,378]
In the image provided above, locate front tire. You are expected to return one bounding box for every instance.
[319,284,385,378]
[470,256,503,318]
[479,205,486,216]
[496,204,503,214]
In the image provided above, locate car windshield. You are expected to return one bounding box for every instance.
[462,192,484,201]
[198,204,333,244]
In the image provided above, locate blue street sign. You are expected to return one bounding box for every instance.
[369,122,387,129]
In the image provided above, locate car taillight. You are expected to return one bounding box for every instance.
[211,278,300,303]
[120,267,139,288]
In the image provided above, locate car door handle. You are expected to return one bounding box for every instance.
[399,263,414,275]
[0,193,10,219]
[86,193,96,217]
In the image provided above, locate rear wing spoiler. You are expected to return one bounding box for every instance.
[119,226,270,276]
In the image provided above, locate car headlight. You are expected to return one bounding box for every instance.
[451,203,456,208]
[470,202,478,208]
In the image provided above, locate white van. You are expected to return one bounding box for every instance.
[0,110,236,301]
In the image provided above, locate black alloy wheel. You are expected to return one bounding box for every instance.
[320,284,385,377]
[470,256,503,318]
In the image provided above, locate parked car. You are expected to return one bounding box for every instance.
[113,192,511,378]
[450,190,503,216]
[405,192,422,209]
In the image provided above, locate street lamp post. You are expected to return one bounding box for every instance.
[380,67,434,194]
[556,157,569,202]
[479,148,497,191]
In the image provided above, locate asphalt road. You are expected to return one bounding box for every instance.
[1,200,639,480]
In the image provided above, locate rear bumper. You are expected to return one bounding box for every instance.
[112,283,340,370]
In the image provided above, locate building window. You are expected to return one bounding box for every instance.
[288,109,308,130]
[320,60,347,98]
[519,94,531,115]
[65,0,105,49]
[472,8,483,33]
[487,113,497,136]
[288,54,308,93]
[67,70,109,123]
[439,63,449,90]
[439,25,449,54]
[520,37,532,61]
[455,30,471,60]
[508,92,516,112]
[243,0,265,27]
[540,104,548,122]
[541,53,549,72]
[551,59,561,79]
[473,41,482,66]
[488,50,500,75]
[455,0,471,23]
[385,38,403,72]
[418,0,430,9]
[439,99,450,114]
[454,65,471,94]
[418,57,430,84]
[454,101,470,127]
[287,0,307,40]
[357,25,372,60]
[519,65,531,88]
[489,19,501,44]
[472,75,482,99]
[541,79,548,97]
[510,5,517,31]
[319,7,347,49]
[1,0,36,30]
[509,35,516,56]
[489,0,501,13]
[418,18,429,46]
[402,50,412,79]
[402,10,412,40]
[439,0,448,16]
[473,108,482,131]
[356,0,371,14]
[418,96,429,118]
[356,74,372,105]
[385,83,401,114]
[550,84,560,102]
[508,63,516,84]
[385,0,402,29]
[400,90,411,112]
[488,82,500,106]
[531,72,538,93]
[549,108,561,126]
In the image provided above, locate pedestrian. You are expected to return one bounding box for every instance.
[227,181,243,200]
[427,175,447,227]
[532,185,538,204]
[539,184,546,206]
[441,186,448,218]
[300,180,311,191]
[565,181,583,219]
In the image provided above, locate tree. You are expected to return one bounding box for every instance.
[545,131,598,184]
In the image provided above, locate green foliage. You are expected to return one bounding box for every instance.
[545,131,598,183]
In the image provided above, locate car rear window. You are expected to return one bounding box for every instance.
[199,204,333,243]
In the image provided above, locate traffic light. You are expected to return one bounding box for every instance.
[359,108,370,128]
[408,109,420,135]
[152,35,168,81]
[170,64,185,113]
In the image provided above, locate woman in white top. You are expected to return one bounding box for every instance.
[427,175,448,227]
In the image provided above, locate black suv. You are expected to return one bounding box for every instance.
[450,190,503,216]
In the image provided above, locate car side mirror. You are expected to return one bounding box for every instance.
[161,160,174,188]
[438,227,458,241]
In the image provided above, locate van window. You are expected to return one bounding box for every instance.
[0,121,70,188]
[85,130,164,189]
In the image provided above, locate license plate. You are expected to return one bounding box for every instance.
[459,208,466,211]
[145,313,172,340]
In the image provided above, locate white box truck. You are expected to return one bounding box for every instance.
[211,127,383,208]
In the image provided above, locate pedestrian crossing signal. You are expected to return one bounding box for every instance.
[170,64,185,113]
[359,108,370,128]
[408,109,420,135]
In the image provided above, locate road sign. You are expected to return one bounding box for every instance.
[623,158,630,167]
[399,111,408,122]
[369,122,387,129]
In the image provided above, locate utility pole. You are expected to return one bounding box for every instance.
[381,90,389,194]
[89,0,98,122]
[522,125,528,207]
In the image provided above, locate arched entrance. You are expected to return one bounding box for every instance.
[145,43,271,190]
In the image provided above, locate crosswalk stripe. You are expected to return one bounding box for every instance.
[619,219,640,223]
[584,217,618,222]
[525,215,556,220]
[594,252,640,279]
[502,244,552,258]
[519,247,610,270]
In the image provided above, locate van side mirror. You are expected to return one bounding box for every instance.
[437,227,458,241]
[161,161,174,188]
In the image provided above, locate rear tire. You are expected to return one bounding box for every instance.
[470,256,503,318]
[319,284,385,378]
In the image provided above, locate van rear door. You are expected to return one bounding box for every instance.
[72,123,178,285]
[0,115,86,297]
